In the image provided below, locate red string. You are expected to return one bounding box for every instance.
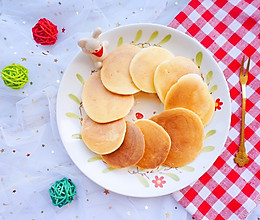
[32,18,58,45]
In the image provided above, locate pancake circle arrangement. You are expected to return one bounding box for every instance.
[81,44,215,169]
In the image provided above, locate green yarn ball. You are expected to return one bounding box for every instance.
[1,63,29,89]
[49,178,76,208]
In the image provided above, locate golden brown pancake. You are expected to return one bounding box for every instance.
[129,46,174,93]
[164,74,215,126]
[101,44,141,95]
[151,108,204,167]
[101,121,145,168]
[154,56,201,103]
[81,115,126,155]
[81,73,134,123]
[135,119,171,169]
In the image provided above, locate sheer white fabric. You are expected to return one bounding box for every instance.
[0,0,258,219]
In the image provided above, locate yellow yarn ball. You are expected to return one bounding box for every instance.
[1,63,29,89]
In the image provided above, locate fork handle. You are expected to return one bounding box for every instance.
[239,95,246,152]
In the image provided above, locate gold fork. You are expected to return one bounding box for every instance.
[234,56,250,167]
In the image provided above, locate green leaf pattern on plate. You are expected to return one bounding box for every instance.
[117,37,123,47]
[66,112,81,120]
[147,31,158,43]
[206,71,213,85]
[179,166,195,172]
[88,156,102,162]
[125,30,172,46]
[200,146,215,153]
[205,130,216,139]
[196,51,203,68]
[72,134,82,139]
[164,173,180,181]
[68,94,81,105]
[102,167,116,173]
[210,84,218,94]
[158,34,171,45]
[76,73,85,85]
[135,174,149,187]
[133,30,142,43]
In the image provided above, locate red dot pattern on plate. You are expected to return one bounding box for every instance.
[135,112,144,119]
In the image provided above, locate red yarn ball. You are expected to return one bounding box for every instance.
[32,18,58,45]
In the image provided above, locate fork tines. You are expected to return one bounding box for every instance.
[240,55,251,77]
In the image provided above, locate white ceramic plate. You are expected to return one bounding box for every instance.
[56,23,231,197]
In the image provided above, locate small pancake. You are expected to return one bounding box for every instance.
[154,56,201,103]
[101,121,145,168]
[135,119,171,169]
[81,73,134,123]
[151,108,204,168]
[81,115,126,155]
[164,74,215,126]
[129,46,174,93]
[101,44,141,95]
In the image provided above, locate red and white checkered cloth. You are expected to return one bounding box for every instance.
[169,0,260,219]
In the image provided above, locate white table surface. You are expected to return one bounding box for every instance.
[0,0,259,219]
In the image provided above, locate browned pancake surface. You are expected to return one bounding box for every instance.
[151,108,204,167]
[135,119,171,169]
[81,115,126,155]
[102,121,145,168]
[164,74,215,126]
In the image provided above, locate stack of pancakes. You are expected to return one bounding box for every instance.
[81,44,215,169]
